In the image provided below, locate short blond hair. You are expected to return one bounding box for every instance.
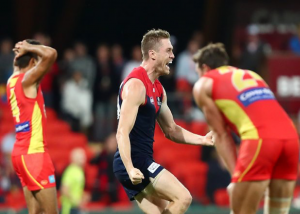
[141,29,170,60]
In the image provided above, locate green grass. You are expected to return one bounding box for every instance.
[1,205,299,214]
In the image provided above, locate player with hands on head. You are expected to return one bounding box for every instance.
[7,39,58,214]
[113,29,214,214]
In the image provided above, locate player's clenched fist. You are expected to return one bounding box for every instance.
[202,131,215,146]
[129,168,144,185]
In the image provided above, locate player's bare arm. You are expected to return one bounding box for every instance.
[14,40,57,97]
[157,88,213,146]
[116,78,145,185]
[193,77,237,175]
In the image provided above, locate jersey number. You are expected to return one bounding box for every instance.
[218,66,263,92]
[10,88,20,123]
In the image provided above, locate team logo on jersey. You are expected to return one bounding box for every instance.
[150,97,155,104]
[15,121,30,133]
[41,180,48,185]
[48,175,56,184]
[157,97,162,106]
[238,87,275,107]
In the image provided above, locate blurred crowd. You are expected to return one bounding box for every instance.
[0,23,300,209]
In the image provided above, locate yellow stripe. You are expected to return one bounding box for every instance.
[28,102,44,154]
[21,155,44,189]
[9,77,19,87]
[215,99,259,139]
[238,139,263,182]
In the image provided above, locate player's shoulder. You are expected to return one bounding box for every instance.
[122,78,146,99]
[122,78,146,104]
[193,77,213,96]
[7,73,23,87]
[127,66,144,78]
[125,78,144,89]
[123,66,145,84]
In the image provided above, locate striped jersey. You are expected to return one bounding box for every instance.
[7,73,48,156]
[203,66,298,140]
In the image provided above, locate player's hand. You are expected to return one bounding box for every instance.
[128,168,144,185]
[13,40,30,59]
[202,131,215,146]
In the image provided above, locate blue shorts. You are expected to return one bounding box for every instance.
[114,157,164,201]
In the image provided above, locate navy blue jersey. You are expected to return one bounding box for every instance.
[113,66,164,172]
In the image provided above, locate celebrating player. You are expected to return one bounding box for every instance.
[113,29,213,214]
[192,43,299,214]
[7,40,58,213]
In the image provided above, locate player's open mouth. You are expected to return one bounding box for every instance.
[166,61,172,69]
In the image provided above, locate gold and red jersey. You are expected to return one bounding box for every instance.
[203,66,298,140]
[7,73,48,156]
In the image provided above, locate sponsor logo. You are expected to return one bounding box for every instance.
[157,97,162,106]
[48,175,56,184]
[233,171,241,178]
[15,121,30,133]
[238,87,275,107]
[150,97,155,104]
[147,162,160,173]
[41,180,48,185]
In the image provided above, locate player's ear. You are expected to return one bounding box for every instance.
[202,64,211,73]
[32,58,37,67]
[149,49,156,60]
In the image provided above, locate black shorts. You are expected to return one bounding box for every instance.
[114,157,164,201]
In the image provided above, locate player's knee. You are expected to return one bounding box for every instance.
[28,206,43,214]
[232,206,256,214]
[178,191,192,208]
[231,204,243,214]
[30,209,43,214]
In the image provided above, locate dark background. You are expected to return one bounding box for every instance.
[0,0,238,57]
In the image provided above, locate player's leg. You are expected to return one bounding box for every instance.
[264,139,299,214]
[34,187,59,214]
[264,179,296,214]
[230,139,274,214]
[150,169,192,214]
[230,180,269,214]
[20,153,58,213]
[23,187,43,214]
[135,190,169,214]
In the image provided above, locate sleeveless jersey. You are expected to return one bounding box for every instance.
[115,66,164,160]
[203,66,298,140]
[7,73,48,156]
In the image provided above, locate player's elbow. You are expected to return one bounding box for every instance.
[116,131,122,143]
[116,129,128,143]
[44,48,57,62]
[163,125,177,140]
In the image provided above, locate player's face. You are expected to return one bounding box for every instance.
[155,39,174,75]
[195,63,203,77]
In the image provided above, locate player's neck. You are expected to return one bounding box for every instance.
[141,62,159,83]
[13,67,22,75]
[18,66,31,74]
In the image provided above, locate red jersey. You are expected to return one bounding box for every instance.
[7,73,48,156]
[203,66,298,140]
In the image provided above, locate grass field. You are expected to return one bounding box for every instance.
[1,205,299,214]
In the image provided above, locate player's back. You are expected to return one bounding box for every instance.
[6,73,48,156]
[204,66,298,140]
